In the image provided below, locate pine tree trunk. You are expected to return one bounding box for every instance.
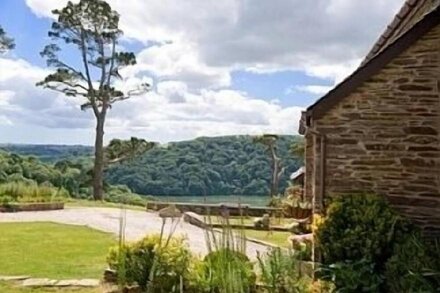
[270,144,278,197]
[93,115,105,201]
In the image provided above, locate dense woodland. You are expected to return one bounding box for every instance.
[106,135,303,196]
[0,144,93,163]
[1,135,303,197]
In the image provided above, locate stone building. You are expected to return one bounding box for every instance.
[299,0,440,235]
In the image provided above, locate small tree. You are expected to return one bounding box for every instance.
[0,25,14,53]
[37,0,149,200]
[253,134,285,197]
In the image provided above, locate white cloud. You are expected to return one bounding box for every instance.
[0,57,92,129]
[0,57,303,143]
[125,41,231,89]
[15,0,405,143]
[25,0,403,84]
[291,85,333,96]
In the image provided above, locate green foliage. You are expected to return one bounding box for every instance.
[193,249,256,293]
[107,135,303,196]
[316,194,412,265]
[0,149,149,205]
[105,184,153,207]
[320,258,384,292]
[108,234,192,292]
[257,247,311,293]
[0,181,68,204]
[0,150,89,198]
[385,235,440,292]
[316,194,418,292]
[0,25,14,53]
[106,137,156,165]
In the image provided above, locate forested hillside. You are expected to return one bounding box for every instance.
[106,135,303,196]
[0,144,93,163]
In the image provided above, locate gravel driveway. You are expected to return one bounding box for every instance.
[0,207,269,258]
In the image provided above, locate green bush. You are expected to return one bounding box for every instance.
[385,235,440,292]
[257,247,311,293]
[190,249,256,293]
[317,194,413,264]
[107,234,192,292]
[105,184,154,207]
[319,258,384,292]
[315,194,414,292]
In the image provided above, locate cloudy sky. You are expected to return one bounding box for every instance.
[0,0,403,145]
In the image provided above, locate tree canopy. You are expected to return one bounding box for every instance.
[0,25,14,53]
[106,135,303,196]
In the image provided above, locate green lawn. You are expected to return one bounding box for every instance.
[0,222,116,279]
[240,230,292,248]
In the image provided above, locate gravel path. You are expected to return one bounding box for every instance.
[0,207,269,258]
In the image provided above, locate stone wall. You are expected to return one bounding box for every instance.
[147,202,281,217]
[306,23,440,235]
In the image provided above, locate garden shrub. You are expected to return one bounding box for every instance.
[315,194,414,292]
[191,249,256,293]
[107,234,192,292]
[385,235,440,292]
[257,247,311,293]
[319,258,384,292]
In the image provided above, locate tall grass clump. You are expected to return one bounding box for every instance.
[193,208,256,293]
[257,247,311,293]
[108,208,192,292]
[0,181,68,204]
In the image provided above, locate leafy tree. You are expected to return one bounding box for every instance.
[253,134,285,197]
[106,135,301,196]
[37,0,149,200]
[0,25,14,53]
[105,137,156,165]
[290,138,305,161]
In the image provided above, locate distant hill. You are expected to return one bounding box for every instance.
[0,135,304,196]
[0,144,93,163]
[106,135,303,196]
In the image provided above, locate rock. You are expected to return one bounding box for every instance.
[286,222,300,233]
[21,278,57,287]
[72,279,100,287]
[21,278,100,288]
[0,275,30,281]
[288,233,313,250]
[183,212,207,228]
[103,268,117,283]
[123,285,142,293]
[253,214,270,229]
[158,205,182,218]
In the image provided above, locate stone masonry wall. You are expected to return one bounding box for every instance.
[309,23,440,234]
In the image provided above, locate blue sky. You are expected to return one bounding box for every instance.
[0,0,402,144]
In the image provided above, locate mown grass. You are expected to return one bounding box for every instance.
[0,282,100,293]
[0,222,116,279]
[239,230,292,248]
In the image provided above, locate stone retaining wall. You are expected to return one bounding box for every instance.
[147,201,281,217]
[0,202,64,213]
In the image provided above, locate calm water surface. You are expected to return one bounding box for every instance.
[153,195,270,206]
